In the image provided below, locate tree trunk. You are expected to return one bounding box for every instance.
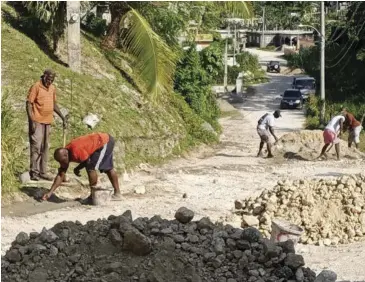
[101,2,129,49]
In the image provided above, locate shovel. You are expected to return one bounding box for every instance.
[63,127,67,147]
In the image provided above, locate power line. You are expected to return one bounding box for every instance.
[326,19,365,68]
[327,2,360,43]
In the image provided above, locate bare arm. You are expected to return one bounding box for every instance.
[339,119,344,136]
[42,167,67,200]
[269,126,278,142]
[54,103,66,122]
[26,101,33,120]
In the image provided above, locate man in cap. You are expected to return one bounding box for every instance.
[41,132,122,202]
[341,108,363,149]
[26,69,67,181]
[318,114,345,160]
[256,110,282,158]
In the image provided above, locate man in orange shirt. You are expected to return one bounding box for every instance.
[42,132,122,203]
[26,69,67,181]
[342,108,363,149]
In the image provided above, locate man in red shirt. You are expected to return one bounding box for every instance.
[42,132,122,203]
[342,108,363,149]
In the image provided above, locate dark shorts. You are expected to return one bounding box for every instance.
[87,135,115,173]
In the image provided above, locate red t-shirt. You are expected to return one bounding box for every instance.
[65,133,109,163]
[345,113,361,129]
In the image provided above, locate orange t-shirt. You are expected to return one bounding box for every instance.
[345,113,361,129]
[27,80,56,124]
[65,133,110,163]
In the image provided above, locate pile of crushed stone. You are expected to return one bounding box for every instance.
[1,207,336,282]
[273,130,365,160]
[235,174,365,246]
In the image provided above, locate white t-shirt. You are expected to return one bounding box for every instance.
[258,113,275,130]
[325,115,345,133]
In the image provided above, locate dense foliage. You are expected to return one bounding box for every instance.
[174,45,220,130]
[285,2,365,129]
[252,2,319,30]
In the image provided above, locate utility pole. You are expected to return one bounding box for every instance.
[233,23,237,65]
[261,6,265,48]
[67,1,81,73]
[320,1,325,124]
[223,25,229,93]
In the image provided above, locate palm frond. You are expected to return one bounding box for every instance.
[121,8,177,101]
[213,1,254,19]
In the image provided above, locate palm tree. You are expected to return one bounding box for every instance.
[23,1,253,101]
[102,1,253,100]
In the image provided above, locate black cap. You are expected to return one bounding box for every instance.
[274,110,282,117]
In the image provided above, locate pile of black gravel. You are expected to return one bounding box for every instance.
[2,207,332,282]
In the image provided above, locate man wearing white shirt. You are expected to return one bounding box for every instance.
[257,110,281,158]
[319,115,345,160]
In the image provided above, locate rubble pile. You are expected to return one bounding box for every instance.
[1,207,331,282]
[272,130,365,160]
[236,174,365,246]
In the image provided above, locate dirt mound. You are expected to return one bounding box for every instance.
[1,207,329,282]
[235,174,365,246]
[273,130,365,160]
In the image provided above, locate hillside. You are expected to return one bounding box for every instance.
[1,4,218,193]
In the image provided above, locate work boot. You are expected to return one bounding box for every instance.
[79,195,93,205]
[30,172,40,181]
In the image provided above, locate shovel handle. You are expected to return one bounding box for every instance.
[63,128,66,147]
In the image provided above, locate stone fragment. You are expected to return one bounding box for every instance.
[241,227,262,242]
[123,229,152,255]
[241,215,259,227]
[15,232,29,245]
[314,270,337,282]
[284,253,305,269]
[175,207,195,224]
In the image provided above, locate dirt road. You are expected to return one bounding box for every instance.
[2,53,365,280]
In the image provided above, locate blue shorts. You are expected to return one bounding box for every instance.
[86,135,115,173]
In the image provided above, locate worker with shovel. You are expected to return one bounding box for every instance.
[256,110,282,158]
[42,132,123,203]
[26,69,67,181]
[341,108,364,149]
[318,114,345,160]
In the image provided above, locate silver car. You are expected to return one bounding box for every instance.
[292,77,316,101]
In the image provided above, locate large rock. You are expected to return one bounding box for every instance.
[284,253,305,269]
[241,227,263,242]
[314,270,337,282]
[175,207,195,224]
[123,229,152,255]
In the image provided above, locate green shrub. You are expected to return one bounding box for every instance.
[1,87,26,193]
[236,51,260,73]
[305,116,321,129]
[174,45,220,131]
[83,12,108,37]
[200,41,224,82]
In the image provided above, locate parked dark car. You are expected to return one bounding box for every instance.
[292,76,315,101]
[280,89,304,109]
[266,61,281,73]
